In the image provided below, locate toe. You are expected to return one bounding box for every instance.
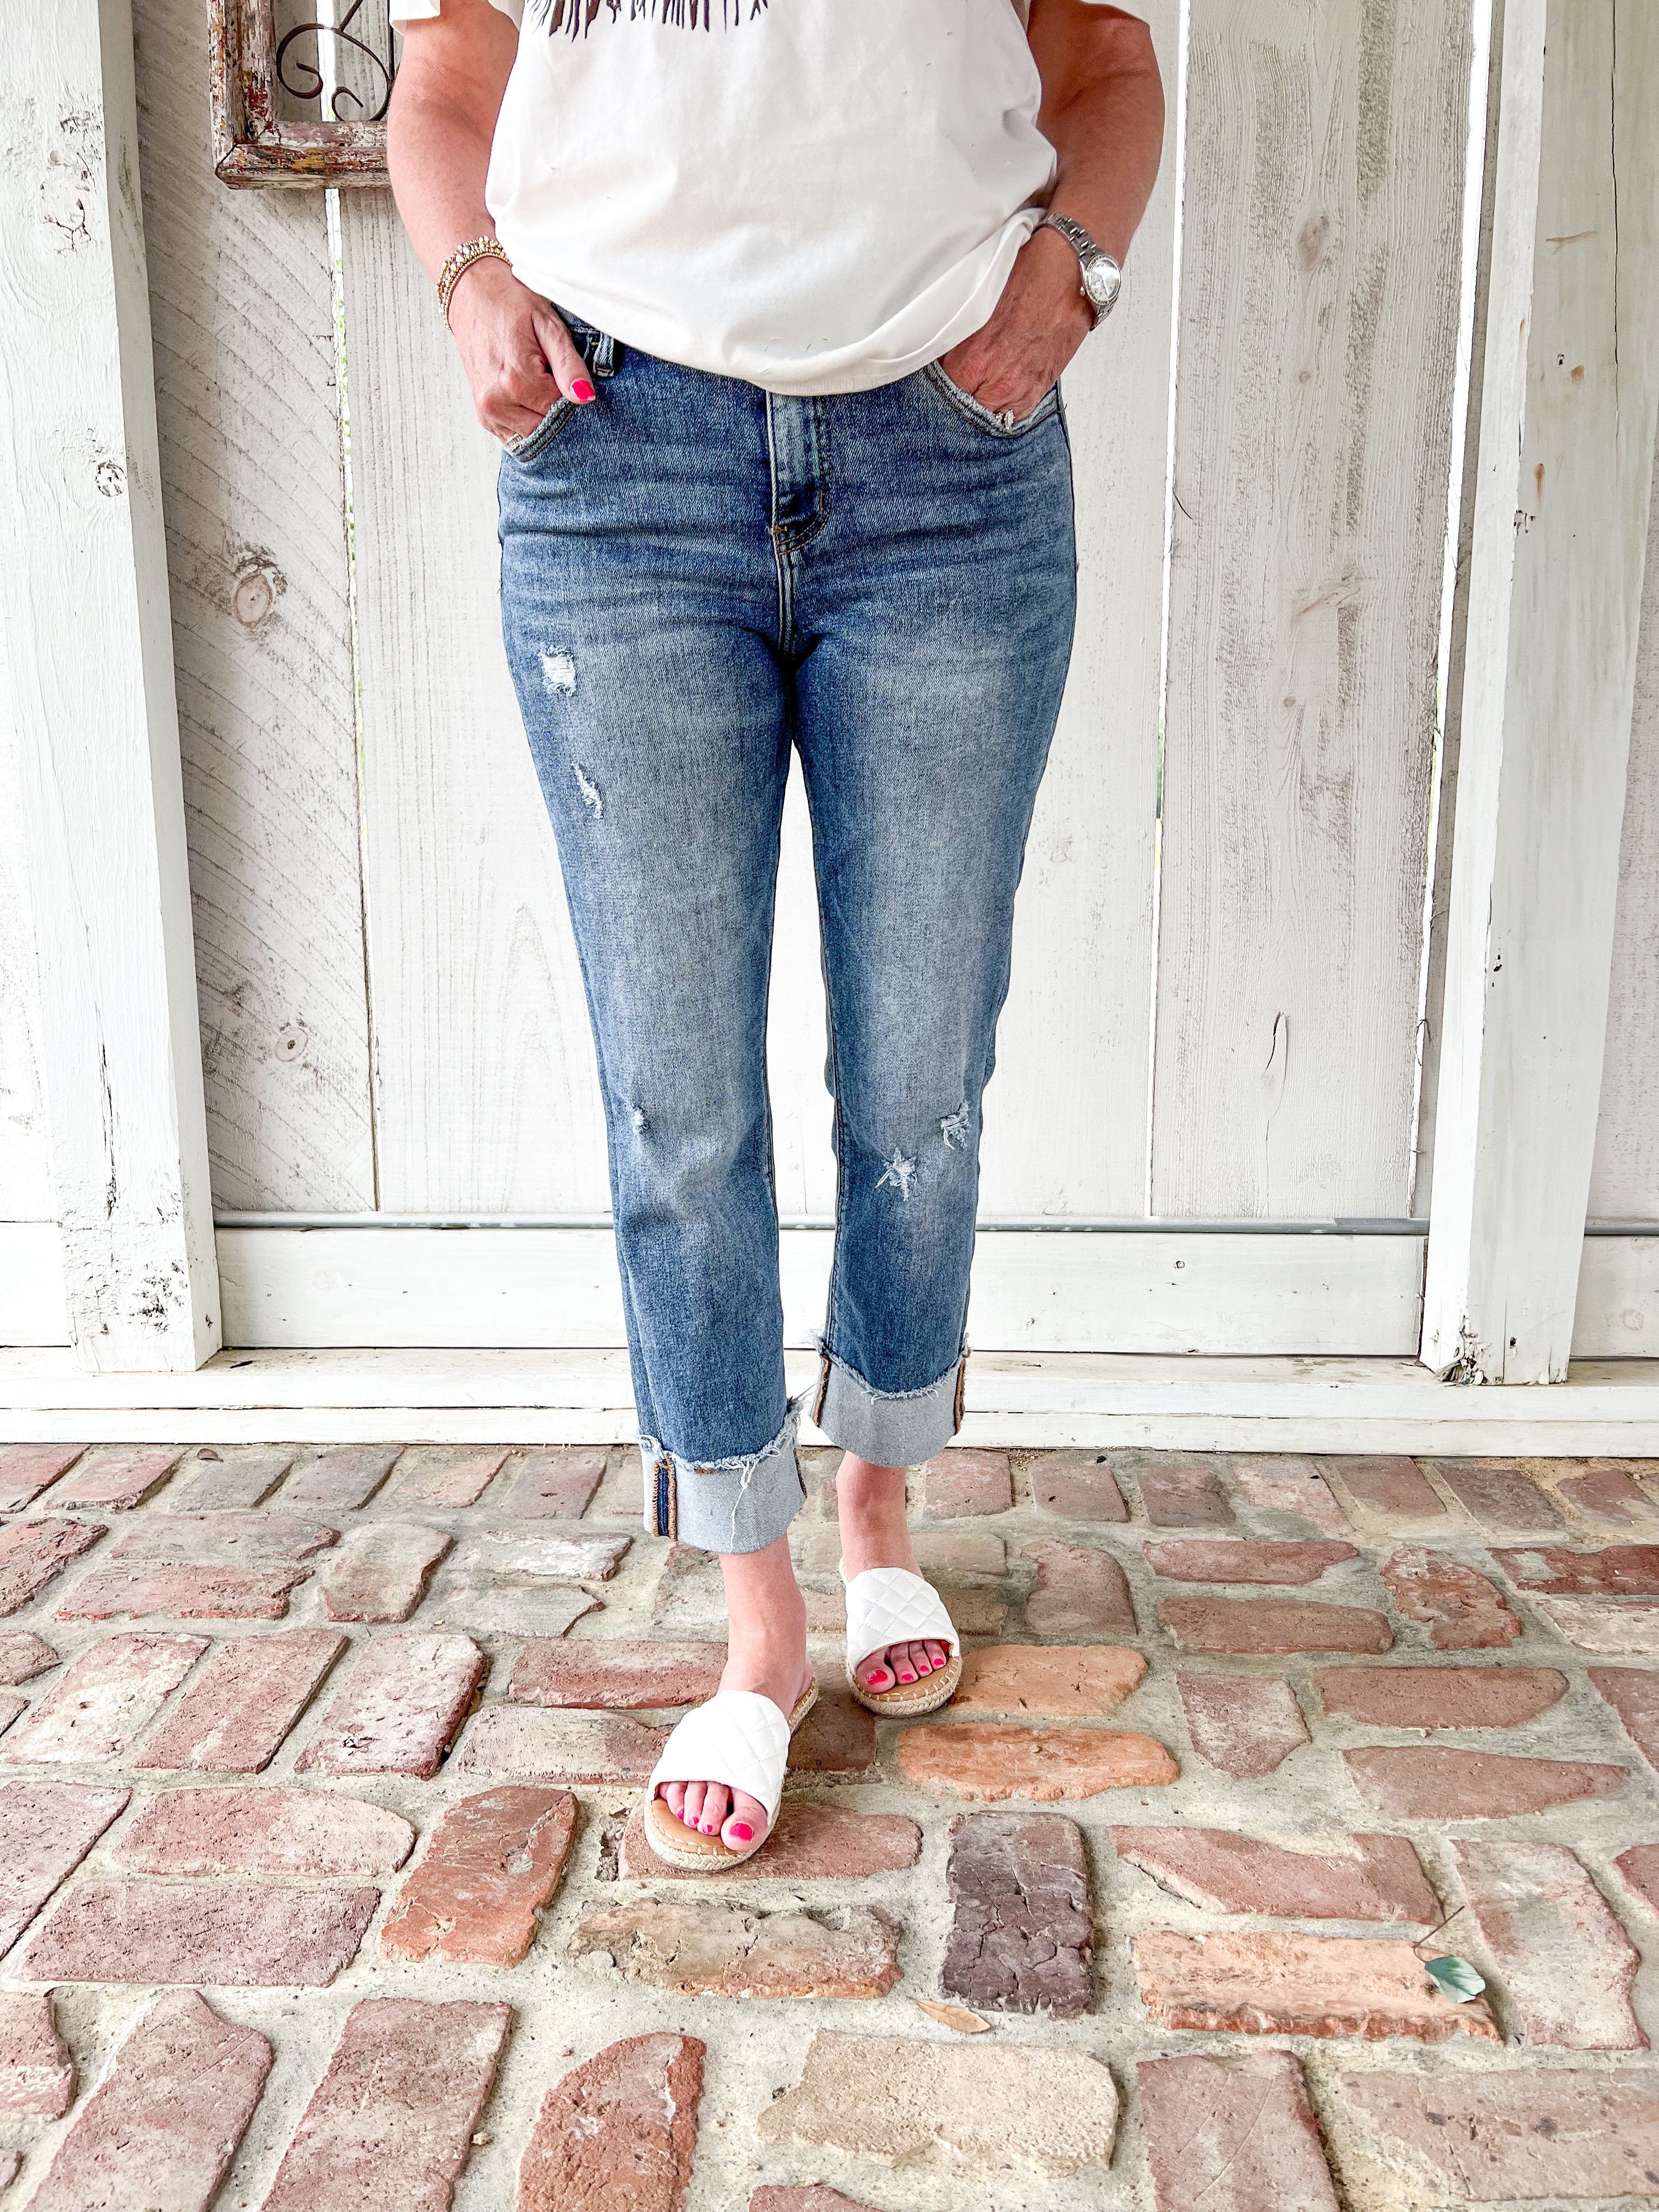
[698,1784,730,1836]
[858,1652,895,1691]
[661,1781,686,1819]
[908,1640,934,1677]
[891,1642,918,1684]
[722,1788,768,1852]
[924,1639,950,1671]
[681,1780,707,1828]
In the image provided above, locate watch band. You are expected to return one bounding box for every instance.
[1035,210,1122,328]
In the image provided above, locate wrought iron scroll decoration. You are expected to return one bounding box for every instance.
[208,0,394,184]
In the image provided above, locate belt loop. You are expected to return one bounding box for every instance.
[592,330,618,379]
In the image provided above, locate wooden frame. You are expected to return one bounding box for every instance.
[208,0,392,185]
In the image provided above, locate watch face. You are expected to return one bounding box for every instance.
[1083,259,1121,308]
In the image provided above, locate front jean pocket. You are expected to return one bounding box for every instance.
[923,360,1059,439]
[502,394,577,463]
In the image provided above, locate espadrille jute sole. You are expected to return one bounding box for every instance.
[845,1649,962,1717]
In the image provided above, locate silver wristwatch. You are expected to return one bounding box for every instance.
[1036,210,1122,327]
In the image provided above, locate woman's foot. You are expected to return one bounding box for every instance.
[837,1452,951,1694]
[654,1532,812,1854]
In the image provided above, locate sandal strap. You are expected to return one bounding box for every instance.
[843,1565,960,1673]
[646,1689,792,1822]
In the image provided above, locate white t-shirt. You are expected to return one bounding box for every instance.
[397,0,1057,394]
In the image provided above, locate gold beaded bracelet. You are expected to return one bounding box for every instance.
[436,236,510,326]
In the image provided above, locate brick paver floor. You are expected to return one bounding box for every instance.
[0,1440,1656,2208]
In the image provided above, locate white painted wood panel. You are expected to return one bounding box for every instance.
[133,0,376,1212]
[338,195,612,1213]
[1574,1235,1659,1359]
[4,1339,1659,1455]
[0,1227,69,1347]
[1423,0,1659,1379]
[1,0,219,1368]
[0,746,54,1221]
[1153,0,1472,1217]
[1590,452,1659,1218]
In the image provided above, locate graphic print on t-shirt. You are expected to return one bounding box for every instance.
[538,0,769,35]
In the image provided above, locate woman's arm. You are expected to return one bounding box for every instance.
[940,1,1165,415]
[387,0,591,442]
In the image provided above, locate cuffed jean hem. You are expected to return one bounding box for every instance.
[639,1393,809,1554]
[811,1342,967,1469]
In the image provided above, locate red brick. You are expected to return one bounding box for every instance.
[0,1447,86,1514]
[0,1990,72,2117]
[0,1630,59,1684]
[651,1543,723,1631]
[751,2191,878,2212]
[1132,1457,1237,1527]
[1030,1451,1128,1521]
[108,1510,338,1565]
[508,1637,726,1709]
[1312,1663,1567,1730]
[571,1895,902,1997]
[587,1449,644,1521]
[1133,1931,1499,2041]
[0,1782,129,1949]
[422,1581,602,1639]
[170,1444,296,1510]
[517,2033,702,2212]
[134,1627,346,1771]
[1117,1826,1438,1925]
[955,1643,1144,1716]
[1534,1593,1659,1652]
[1590,1666,1659,1771]
[1339,2067,1659,2200]
[919,1448,1012,1518]
[113,1785,414,1875]
[1380,1547,1520,1647]
[1345,1745,1628,1818]
[1318,1456,1446,1526]
[1454,1840,1644,2048]
[0,1632,206,1764]
[297,1632,486,1778]
[1226,1457,1351,1536]
[320,1521,453,1622]
[1614,1842,1659,1911]
[943,1809,1092,2016]
[466,1530,631,1581]
[1556,1462,1659,1529]
[25,1991,270,2212]
[1160,1597,1391,1654]
[279,1443,401,1512]
[1146,1538,1357,1585]
[1495,1541,1659,1594]
[897,1720,1177,1801]
[497,1446,608,1518]
[0,1516,106,1614]
[22,1878,378,1985]
[1023,1539,1136,1635]
[618,1797,920,1881]
[41,1444,182,1511]
[381,1786,577,1965]
[0,1693,22,1739]
[1420,1459,1564,1533]
[790,1686,877,1774]
[452,1705,666,1784]
[1177,1672,1308,1776]
[264,1999,511,2212]
[55,1561,312,1620]
[386,1447,509,1507]
[755,2034,1120,2173]
[1138,2051,1339,2212]
[796,1525,1006,1582]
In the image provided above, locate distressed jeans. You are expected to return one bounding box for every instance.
[499,318,1076,1554]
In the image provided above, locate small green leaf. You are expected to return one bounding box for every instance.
[1424,1954,1486,2001]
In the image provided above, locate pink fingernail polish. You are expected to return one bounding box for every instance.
[729,1823,753,1843]
[572,377,596,403]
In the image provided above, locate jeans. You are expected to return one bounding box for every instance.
[499,318,1076,1555]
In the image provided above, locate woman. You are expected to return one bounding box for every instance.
[387,0,1163,1868]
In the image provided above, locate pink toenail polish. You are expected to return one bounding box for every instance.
[729,1822,753,1843]
[899,1670,916,1682]
[701,1821,718,1833]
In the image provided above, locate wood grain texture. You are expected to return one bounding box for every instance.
[0,746,54,1221]
[1,0,219,1367]
[1423,0,1659,1378]
[339,194,612,1212]
[1153,0,1471,1217]
[133,0,374,1211]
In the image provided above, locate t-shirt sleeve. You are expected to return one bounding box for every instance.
[390,0,523,28]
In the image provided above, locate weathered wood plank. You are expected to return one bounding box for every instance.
[1423,0,1659,1378]
[0,0,219,1367]
[0,748,54,1221]
[1153,0,1472,1217]
[133,0,375,1211]
[338,195,611,1212]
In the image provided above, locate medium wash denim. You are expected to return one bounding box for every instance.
[498,315,1075,1555]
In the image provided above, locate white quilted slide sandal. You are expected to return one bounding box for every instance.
[843,1565,962,1717]
[642,1681,819,1871]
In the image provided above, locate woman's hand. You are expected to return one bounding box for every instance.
[936,223,1094,420]
[447,257,595,444]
